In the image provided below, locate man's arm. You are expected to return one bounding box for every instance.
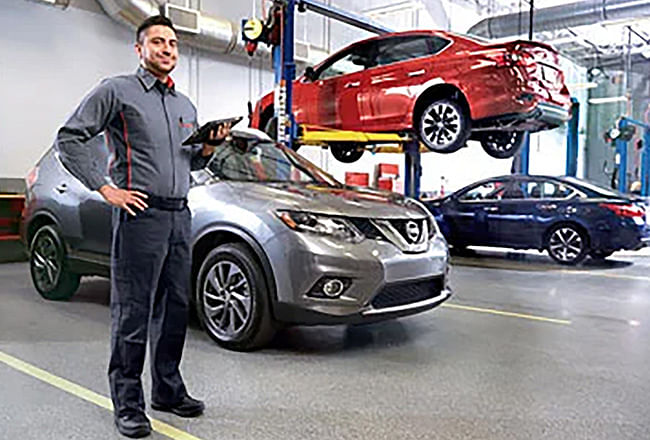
[56,79,118,191]
[56,79,147,215]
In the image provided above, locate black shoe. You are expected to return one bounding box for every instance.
[151,395,205,418]
[114,413,151,438]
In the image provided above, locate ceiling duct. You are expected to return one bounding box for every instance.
[467,0,650,40]
[95,0,252,57]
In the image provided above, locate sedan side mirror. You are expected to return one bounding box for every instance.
[304,66,317,82]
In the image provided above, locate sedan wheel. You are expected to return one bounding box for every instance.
[480,131,525,159]
[418,99,469,153]
[29,225,80,300]
[547,225,588,265]
[330,143,365,163]
[195,243,276,351]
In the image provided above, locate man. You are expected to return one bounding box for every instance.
[56,15,229,438]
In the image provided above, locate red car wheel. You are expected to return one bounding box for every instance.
[417,99,470,154]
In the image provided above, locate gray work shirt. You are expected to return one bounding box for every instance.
[56,66,208,199]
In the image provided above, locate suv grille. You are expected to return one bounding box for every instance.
[370,276,443,309]
[389,219,426,245]
[349,218,384,240]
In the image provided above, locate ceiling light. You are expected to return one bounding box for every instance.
[588,96,628,104]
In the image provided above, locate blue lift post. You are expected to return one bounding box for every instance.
[519,132,530,175]
[614,116,650,196]
[404,139,421,198]
[616,118,629,193]
[565,97,579,177]
[642,127,650,197]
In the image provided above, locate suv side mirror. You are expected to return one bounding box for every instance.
[304,66,317,81]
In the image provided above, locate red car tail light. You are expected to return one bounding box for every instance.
[599,203,644,218]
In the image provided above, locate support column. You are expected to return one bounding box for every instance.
[404,139,421,199]
[616,119,628,193]
[566,97,579,177]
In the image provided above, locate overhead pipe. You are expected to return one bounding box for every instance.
[467,0,650,39]
[95,0,259,57]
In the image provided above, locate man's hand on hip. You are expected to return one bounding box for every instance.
[98,185,149,216]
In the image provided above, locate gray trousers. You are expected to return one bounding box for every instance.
[108,206,191,417]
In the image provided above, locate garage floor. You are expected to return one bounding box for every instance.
[1,251,650,440]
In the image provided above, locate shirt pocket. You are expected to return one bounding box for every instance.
[178,115,197,146]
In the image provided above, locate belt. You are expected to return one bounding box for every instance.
[146,194,188,211]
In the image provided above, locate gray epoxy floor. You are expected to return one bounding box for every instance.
[1,250,650,440]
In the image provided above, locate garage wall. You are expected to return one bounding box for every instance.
[0,0,586,195]
[0,0,276,181]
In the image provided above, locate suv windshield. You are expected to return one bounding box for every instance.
[206,137,340,187]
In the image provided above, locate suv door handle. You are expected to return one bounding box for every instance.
[408,69,426,77]
[537,203,557,211]
[344,81,360,88]
[483,206,498,212]
[55,183,68,194]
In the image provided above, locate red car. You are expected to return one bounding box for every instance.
[251,30,571,163]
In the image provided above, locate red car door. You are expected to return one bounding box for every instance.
[367,35,451,130]
[298,42,374,130]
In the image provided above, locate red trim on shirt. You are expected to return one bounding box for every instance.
[119,112,132,189]
[166,76,175,89]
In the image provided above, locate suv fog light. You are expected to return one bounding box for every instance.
[323,279,345,297]
[308,277,351,299]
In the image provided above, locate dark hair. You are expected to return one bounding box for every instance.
[136,15,176,44]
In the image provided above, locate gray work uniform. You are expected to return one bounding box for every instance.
[56,66,208,418]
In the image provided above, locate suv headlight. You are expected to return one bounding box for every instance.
[276,210,363,242]
[426,214,441,240]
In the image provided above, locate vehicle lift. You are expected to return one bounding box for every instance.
[246,0,426,197]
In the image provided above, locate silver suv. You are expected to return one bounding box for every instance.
[21,129,451,351]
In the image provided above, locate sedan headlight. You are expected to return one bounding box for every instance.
[276,210,363,242]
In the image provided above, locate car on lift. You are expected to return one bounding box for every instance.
[250,30,571,163]
[21,129,451,351]
[424,175,650,265]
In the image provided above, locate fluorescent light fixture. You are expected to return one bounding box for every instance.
[566,82,599,90]
[588,96,628,104]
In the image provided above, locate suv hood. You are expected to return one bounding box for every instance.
[211,181,428,219]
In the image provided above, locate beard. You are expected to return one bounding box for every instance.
[146,57,176,75]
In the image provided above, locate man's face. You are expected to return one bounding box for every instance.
[135,25,178,76]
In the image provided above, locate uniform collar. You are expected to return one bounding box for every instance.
[136,66,176,95]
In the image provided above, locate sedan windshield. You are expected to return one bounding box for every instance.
[206,138,340,187]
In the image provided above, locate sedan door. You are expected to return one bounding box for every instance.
[444,179,508,246]
[496,179,578,249]
[306,43,374,130]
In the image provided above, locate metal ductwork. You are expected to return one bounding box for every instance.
[95,0,252,57]
[467,0,650,39]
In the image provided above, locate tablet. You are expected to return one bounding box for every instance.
[182,116,244,146]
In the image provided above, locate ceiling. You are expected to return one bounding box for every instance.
[470,0,650,73]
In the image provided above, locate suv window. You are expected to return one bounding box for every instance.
[317,44,375,80]
[458,180,508,202]
[375,36,450,66]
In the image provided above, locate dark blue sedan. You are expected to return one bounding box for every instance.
[424,175,650,265]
